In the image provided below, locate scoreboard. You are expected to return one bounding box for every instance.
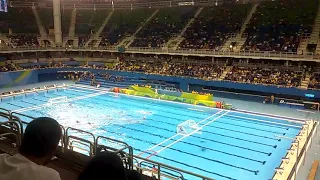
[0,0,7,12]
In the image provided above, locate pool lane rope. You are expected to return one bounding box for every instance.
[13,90,108,113]
[63,93,280,149]
[105,127,260,175]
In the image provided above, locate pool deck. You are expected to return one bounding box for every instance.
[1,80,320,180]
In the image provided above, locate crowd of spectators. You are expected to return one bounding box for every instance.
[78,35,90,47]
[0,58,311,88]
[224,66,305,87]
[0,2,318,52]
[130,7,196,48]
[113,61,225,80]
[180,4,251,50]
[99,9,153,47]
[0,61,21,72]
[309,73,320,89]
[243,0,318,52]
[8,35,39,47]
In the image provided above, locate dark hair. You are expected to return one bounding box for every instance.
[19,117,62,158]
[78,151,128,180]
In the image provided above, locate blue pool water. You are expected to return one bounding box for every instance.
[0,85,304,180]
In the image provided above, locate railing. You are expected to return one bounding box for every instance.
[0,121,22,148]
[9,0,223,9]
[1,46,319,61]
[0,109,214,180]
[275,120,318,180]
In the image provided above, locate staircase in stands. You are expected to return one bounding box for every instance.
[299,72,311,90]
[221,3,259,52]
[85,11,114,47]
[311,3,320,55]
[73,36,79,47]
[121,9,159,48]
[219,66,233,80]
[166,7,204,50]
[93,37,102,48]
[32,7,56,47]
[298,3,320,54]
[0,34,15,48]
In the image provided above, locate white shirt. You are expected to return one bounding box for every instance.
[0,153,61,180]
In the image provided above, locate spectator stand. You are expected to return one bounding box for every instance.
[75,9,109,47]
[180,4,251,50]
[99,9,153,48]
[131,7,197,48]
[243,0,318,52]
[224,63,306,87]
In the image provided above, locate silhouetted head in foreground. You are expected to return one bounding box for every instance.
[78,151,128,180]
[19,117,62,166]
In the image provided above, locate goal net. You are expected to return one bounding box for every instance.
[303,101,319,111]
[177,120,201,136]
[47,96,68,105]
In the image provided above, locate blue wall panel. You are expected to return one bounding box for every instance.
[0,70,38,88]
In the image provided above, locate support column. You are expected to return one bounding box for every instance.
[179,80,189,92]
[53,0,62,46]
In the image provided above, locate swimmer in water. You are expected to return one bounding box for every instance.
[143,116,146,120]
[76,120,80,123]
[201,147,206,152]
[179,127,184,133]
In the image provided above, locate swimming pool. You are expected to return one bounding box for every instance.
[0,85,305,180]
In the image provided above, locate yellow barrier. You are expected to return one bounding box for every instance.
[119,86,231,109]
[181,92,213,101]
[308,160,319,180]
[130,85,155,94]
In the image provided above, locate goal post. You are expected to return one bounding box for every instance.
[177,120,201,136]
[303,101,319,111]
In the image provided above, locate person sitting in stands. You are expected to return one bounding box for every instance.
[91,77,98,86]
[270,95,275,104]
[0,117,62,180]
[78,151,141,180]
[263,96,270,104]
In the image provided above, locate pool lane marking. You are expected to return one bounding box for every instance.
[138,110,223,157]
[92,93,291,132]
[134,121,277,153]
[144,110,223,153]
[155,111,229,155]
[71,94,282,147]
[234,109,307,123]
[226,114,302,128]
[63,93,285,146]
[69,84,109,92]
[108,90,306,123]
[133,147,237,180]
[145,111,260,174]
[7,102,25,108]
[66,88,98,94]
[187,108,204,112]
[107,129,260,175]
[96,92,289,139]
[20,100,39,106]
[13,90,108,113]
